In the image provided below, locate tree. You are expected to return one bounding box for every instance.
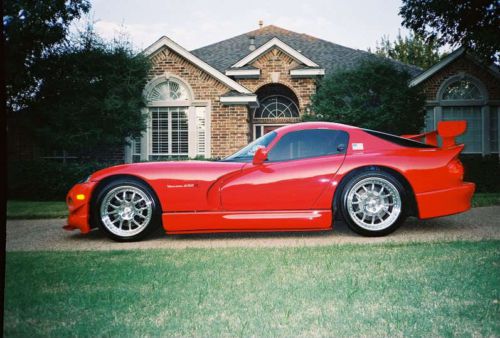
[371,31,444,69]
[29,28,151,155]
[3,0,91,113]
[306,60,426,135]
[399,0,499,63]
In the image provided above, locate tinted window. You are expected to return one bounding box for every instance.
[362,129,437,149]
[222,131,277,162]
[268,129,349,162]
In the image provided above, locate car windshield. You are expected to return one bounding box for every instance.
[221,132,277,162]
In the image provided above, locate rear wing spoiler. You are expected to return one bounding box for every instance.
[401,120,467,148]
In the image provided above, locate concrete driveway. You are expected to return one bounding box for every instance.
[6,206,500,251]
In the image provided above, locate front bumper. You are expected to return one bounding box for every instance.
[64,181,98,233]
[416,182,475,219]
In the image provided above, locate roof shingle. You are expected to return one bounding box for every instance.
[191,25,422,77]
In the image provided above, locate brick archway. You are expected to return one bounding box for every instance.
[252,83,301,139]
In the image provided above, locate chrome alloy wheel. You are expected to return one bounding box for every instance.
[346,177,402,231]
[100,185,153,237]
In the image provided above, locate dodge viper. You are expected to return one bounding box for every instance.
[65,121,475,241]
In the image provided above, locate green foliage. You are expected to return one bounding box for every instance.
[4,0,91,113]
[4,241,500,336]
[399,0,500,63]
[307,59,426,135]
[461,155,500,193]
[29,27,151,154]
[472,193,500,207]
[7,160,116,200]
[371,31,444,69]
[7,201,68,219]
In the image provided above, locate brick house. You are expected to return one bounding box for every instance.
[410,48,500,155]
[8,25,499,163]
[127,24,423,162]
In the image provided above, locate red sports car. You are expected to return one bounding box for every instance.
[65,121,475,241]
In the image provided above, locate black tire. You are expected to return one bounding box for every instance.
[92,178,161,242]
[340,170,407,237]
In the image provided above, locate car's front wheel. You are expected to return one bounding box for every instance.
[340,171,406,236]
[93,178,160,242]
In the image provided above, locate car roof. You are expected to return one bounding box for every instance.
[273,122,360,134]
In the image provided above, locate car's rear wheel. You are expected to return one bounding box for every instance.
[93,178,160,242]
[340,171,406,236]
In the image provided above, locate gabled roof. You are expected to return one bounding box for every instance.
[231,37,320,68]
[143,36,251,94]
[410,47,500,87]
[191,25,422,76]
[409,48,465,87]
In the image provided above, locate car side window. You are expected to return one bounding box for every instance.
[268,129,349,162]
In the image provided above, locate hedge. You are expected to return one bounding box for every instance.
[7,160,116,201]
[461,155,499,193]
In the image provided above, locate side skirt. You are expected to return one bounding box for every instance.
[162,210,333,233]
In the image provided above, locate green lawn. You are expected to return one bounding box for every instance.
[6,193,500,220]
[4,241,500,336]
[6,200,67,219]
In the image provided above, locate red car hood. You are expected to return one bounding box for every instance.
[89,160,246,182]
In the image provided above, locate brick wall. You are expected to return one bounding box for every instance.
[149,47,249,158]
[420,54,500,101]
[237,48,317,112]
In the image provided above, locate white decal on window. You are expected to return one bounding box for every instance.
[352,143,364,150]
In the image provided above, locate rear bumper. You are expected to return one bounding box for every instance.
[65,181,98,233]
[416,182,475,219]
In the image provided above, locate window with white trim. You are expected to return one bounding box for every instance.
[134,77,211,161]
[147,80,190,102]
[442,106,482,152]
[491,107,499,153]
[195,106,207,157]
[131,138,141,162]
[254,95,299,118]
[150,107,188,158]
[425,75,493,155]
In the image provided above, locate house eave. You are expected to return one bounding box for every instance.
[143,36,252,94]
[409,48,465,87]
[290,68,325,77]
[219,95,259,107]
[231,37,320,69]
[225,69,261,78]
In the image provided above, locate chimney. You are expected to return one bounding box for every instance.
[248,35,256,51]
[258,20,263,29]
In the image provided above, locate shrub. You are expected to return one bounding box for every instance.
[306,59,426,135]
[7,160,117,201]
[461,155,499,193]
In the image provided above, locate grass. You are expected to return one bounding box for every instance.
[472,193,500,207]
[4,241,500,336]
[6,200,67,219]
[5,193,500,220]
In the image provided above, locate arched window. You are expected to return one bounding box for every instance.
[129,76,209,162]
[254,95,300,118]
[441,79,483,101]
[431,76,490,154]
[147,79,190,102]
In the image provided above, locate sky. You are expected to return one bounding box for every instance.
[84,0,411,52]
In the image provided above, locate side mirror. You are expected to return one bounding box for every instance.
[252,147,268,165]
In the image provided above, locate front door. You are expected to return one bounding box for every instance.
[220,129,349,211]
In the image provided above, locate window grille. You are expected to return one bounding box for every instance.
[254,95,299,118]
